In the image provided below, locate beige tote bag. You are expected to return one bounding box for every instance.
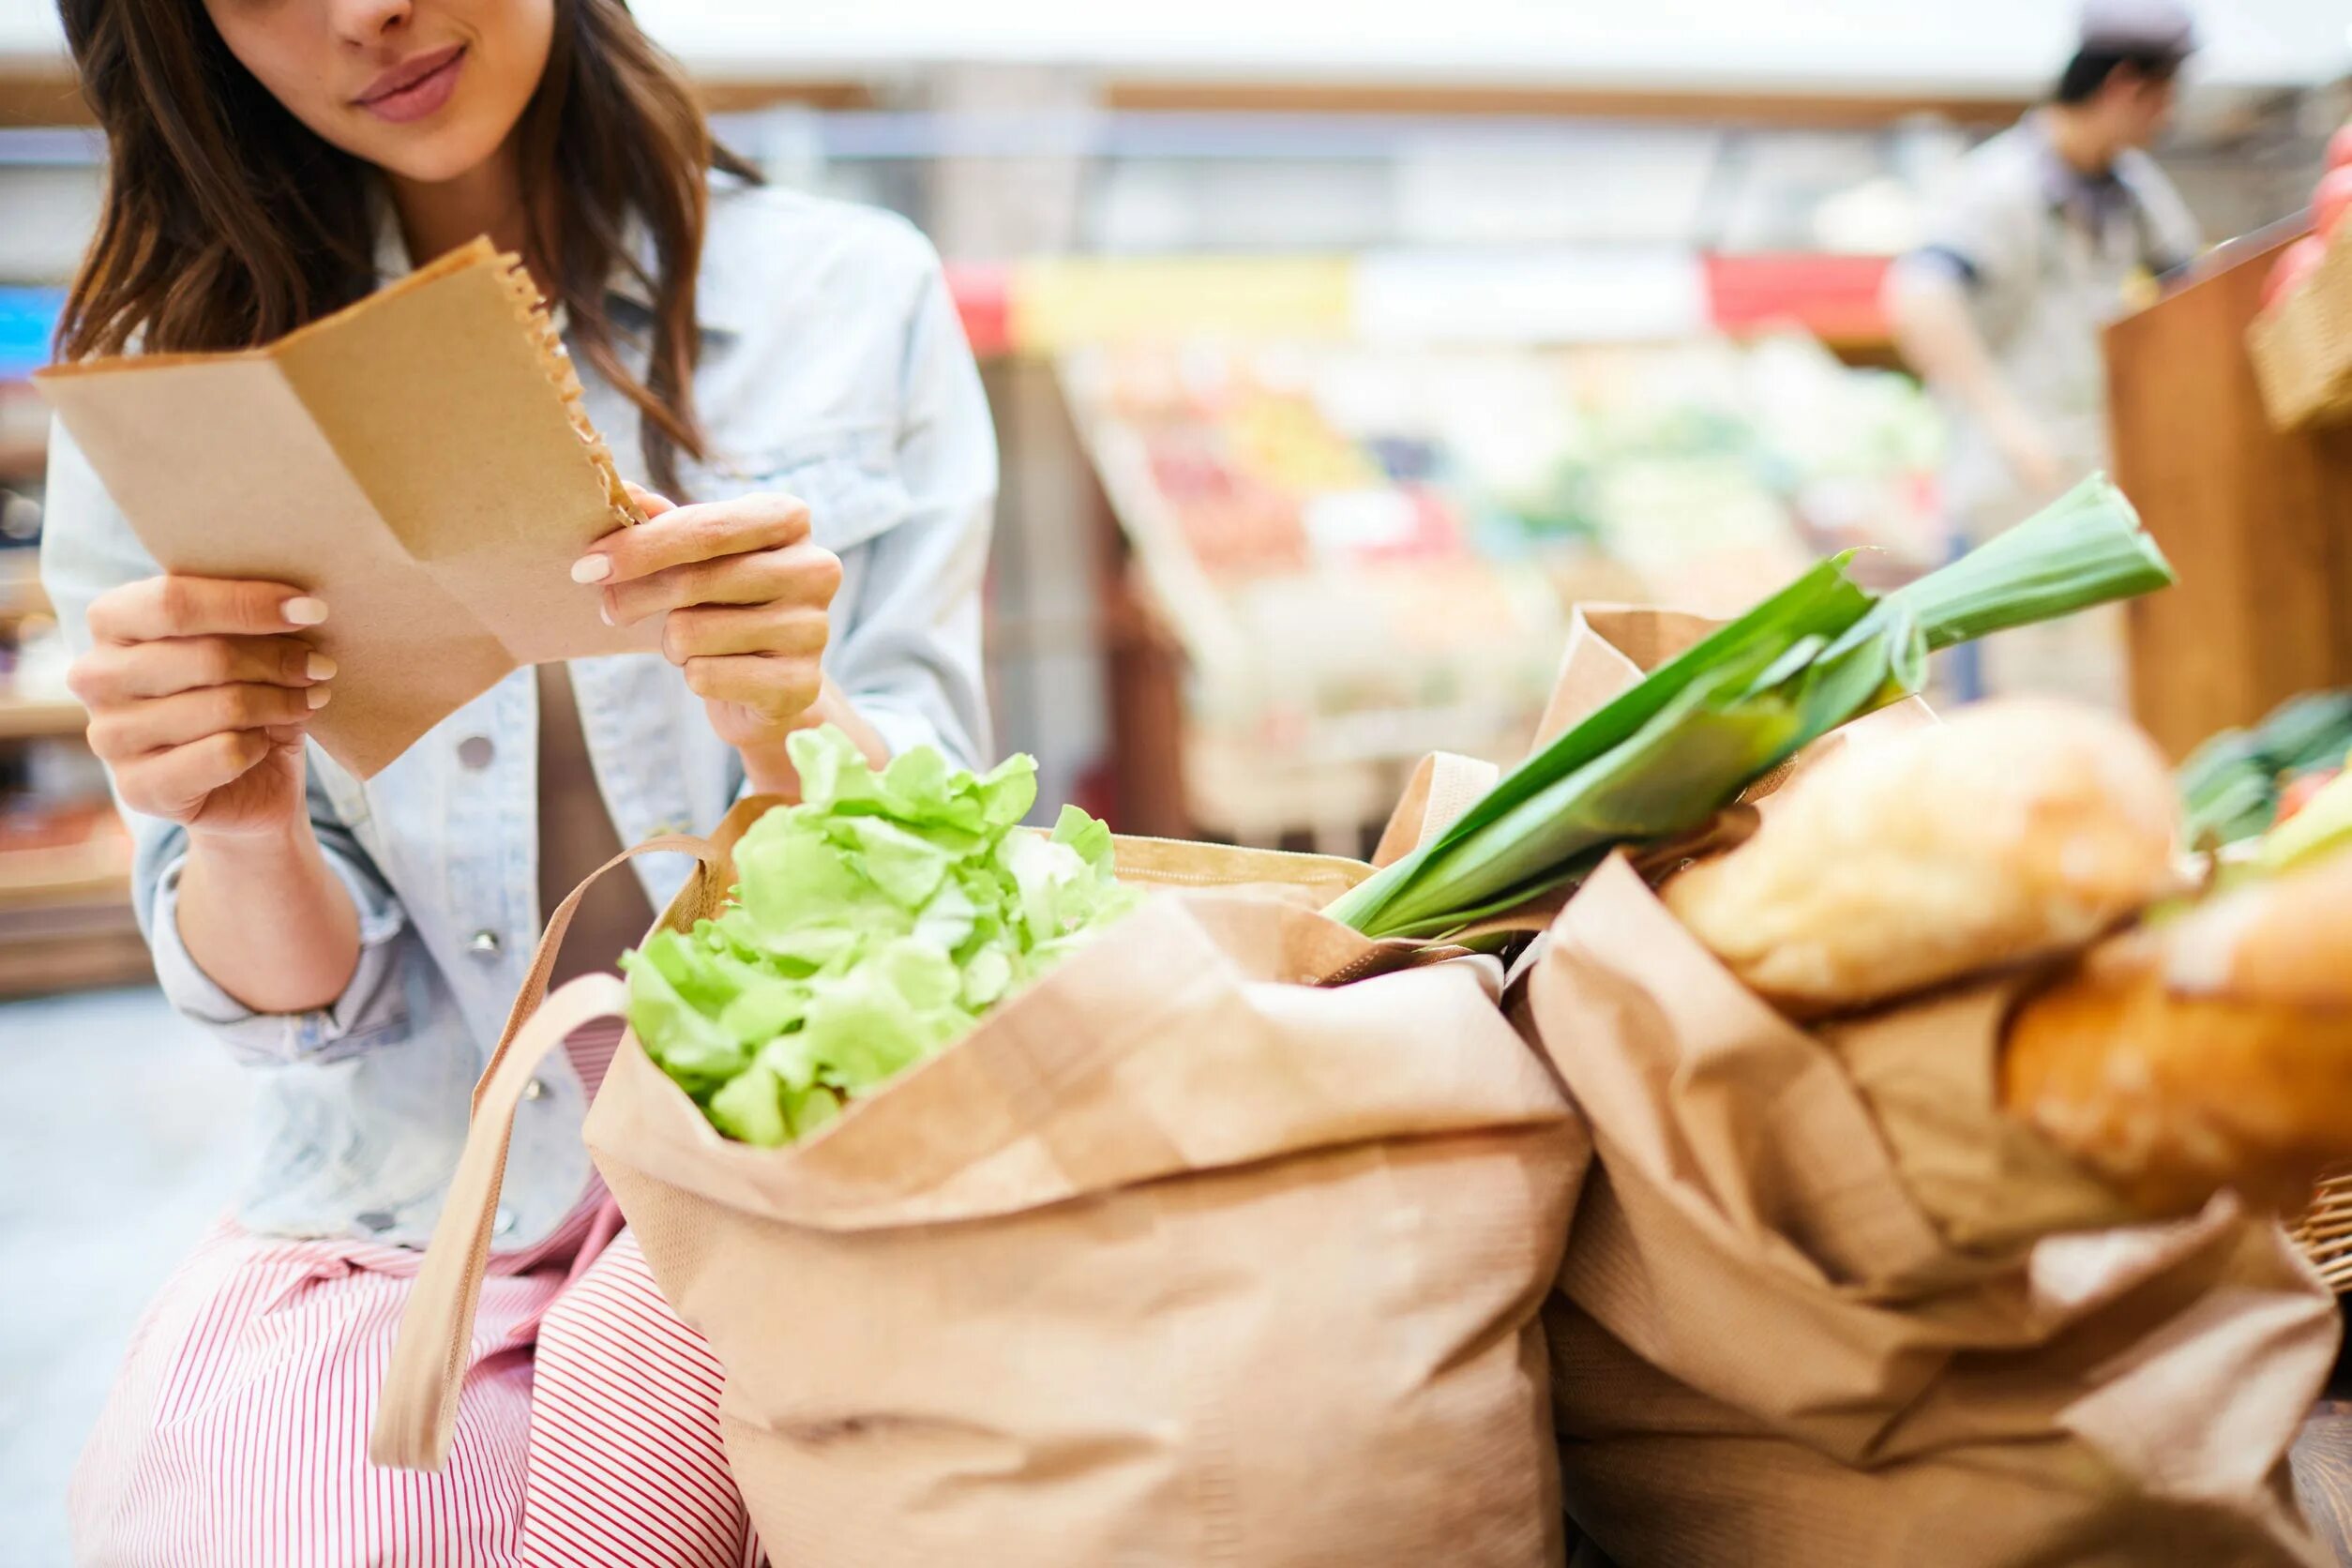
[1523,608,2338,1568]
[376,762,1588,1567]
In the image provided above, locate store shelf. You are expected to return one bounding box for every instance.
[0,809,145,996]
[0,857,122,908]
[0,563,42,620]
[0,889,147,995]
[0,927,149,994]
[1704,252,1892,348]
[0,692,83,739]
[0,829,143,994]
[0,434,38,482]
[946,262,1012,359]
[1099,78,2030,129]
[955,251,1899,359]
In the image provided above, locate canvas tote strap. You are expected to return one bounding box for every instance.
[1371,751,1501,868]
[372,832,715,1472]
[473,832,708,1113]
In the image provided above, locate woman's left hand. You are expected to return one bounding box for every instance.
[574,484,880,793]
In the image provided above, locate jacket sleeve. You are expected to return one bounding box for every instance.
[38,419,415,1066]
[826,230,997,772]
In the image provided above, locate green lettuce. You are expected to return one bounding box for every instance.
[622,727,1141,1145]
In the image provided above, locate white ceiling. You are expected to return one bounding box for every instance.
[0,0,2344,93]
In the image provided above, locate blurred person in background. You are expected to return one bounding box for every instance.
[1886,0,2201,707]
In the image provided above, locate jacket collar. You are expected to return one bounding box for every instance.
[368,182,740,340]
[2022,111,2137,229]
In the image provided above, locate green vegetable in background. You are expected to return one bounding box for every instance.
[2256,765,2352,876]
[1328,475,2176,940]
[623,727,1141,1146]
[2178,689,2352,848]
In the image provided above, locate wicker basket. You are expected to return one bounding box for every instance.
[2289,1168,2352,1294]
[2247,224,2352,433]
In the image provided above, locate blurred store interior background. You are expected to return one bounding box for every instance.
[0,2,2347,1560]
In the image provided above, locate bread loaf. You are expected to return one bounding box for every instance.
[2001,852,2352,1215]
[1663,699,2182,1015]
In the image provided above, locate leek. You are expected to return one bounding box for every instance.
[1329,475,2173,939]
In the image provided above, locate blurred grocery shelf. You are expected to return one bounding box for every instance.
[0,511,138,997]
[0,888,145,994]
[1059,332,1940,841]
[0,690,78,739]
[0,10,2342,923]
[972,249,1901,358]
[0,550,40,617]
[0,790,142,997]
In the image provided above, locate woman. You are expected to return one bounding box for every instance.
[42,2,993,1563]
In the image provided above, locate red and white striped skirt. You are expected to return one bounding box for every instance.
[68,1021,756,1568]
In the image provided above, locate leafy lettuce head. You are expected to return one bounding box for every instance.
[622,728,1137,1145]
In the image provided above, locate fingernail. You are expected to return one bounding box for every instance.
[598,600,614,627]
[306,653,338,681]
[571,555,611,584]
[307,685,333,710]
[282,596,329,626]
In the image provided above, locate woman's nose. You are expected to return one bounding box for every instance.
[329,0,415,43]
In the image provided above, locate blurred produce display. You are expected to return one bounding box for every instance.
[0,556,146,996]
[2258,126,2351,315]
[1332,475,2170,941]
[2247,125,2352,432]
[2179,689,2352,849]
[1062,334,1943,843]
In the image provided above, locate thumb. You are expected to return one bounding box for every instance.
[623,480,678,520]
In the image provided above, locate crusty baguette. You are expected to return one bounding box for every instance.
[1663,699,2183,1015]
[2000,852,2352,1215]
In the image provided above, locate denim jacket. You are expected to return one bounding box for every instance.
[40,181,996,1250]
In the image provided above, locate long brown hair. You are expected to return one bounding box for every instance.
[53,0,754,495]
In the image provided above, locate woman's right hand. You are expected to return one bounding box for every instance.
[68,576,335,837]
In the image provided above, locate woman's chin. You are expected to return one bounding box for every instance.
[359,125,512,189]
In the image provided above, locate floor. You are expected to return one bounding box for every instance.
[0,986,247,1568]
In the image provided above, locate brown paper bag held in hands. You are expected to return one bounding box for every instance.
[376,769,1589,1568]
[1521,608,2337,1568]
[36,238,654,778]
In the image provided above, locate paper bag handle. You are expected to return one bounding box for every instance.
[375,752,1500,1470]
[371,831,716,1472]
[1372,751,1501,868]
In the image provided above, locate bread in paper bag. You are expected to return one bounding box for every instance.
[1662,699,2182,1016]
[1530,853,2333,1568]
[1515,606,2334,1568]
[2006,848,2352,1215]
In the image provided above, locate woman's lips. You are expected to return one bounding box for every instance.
[355,44,466,125]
